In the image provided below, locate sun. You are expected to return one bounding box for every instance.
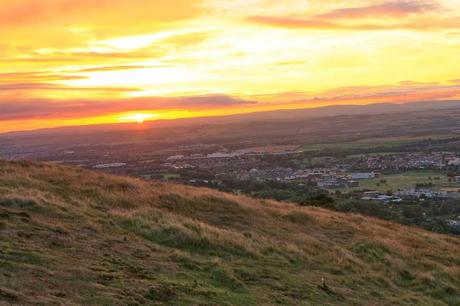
[118,113,157,124]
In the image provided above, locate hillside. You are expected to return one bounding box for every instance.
[0,161,459,305]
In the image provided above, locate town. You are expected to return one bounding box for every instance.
[2,113,460,235]
[159,149,460,195]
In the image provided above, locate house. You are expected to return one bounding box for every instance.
[351,172,375,180]
[361,194,402,203]
[93,162,126,169]
[455,176,460,183]
[448,158,460,166]
[167,155,185,161]
[347,180,360,187]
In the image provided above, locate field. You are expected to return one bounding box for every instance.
[1,161,460,305]
[140,173,181,180]
[336,170,458,193]
[235,145,300,154]
[300,135,453,152]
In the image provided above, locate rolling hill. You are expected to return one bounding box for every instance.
[0,160,459,305]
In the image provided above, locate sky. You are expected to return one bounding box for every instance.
[1,0,460,132]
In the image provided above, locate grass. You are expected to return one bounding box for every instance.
[0,160,459,305]
[336,170,458,193]
[162,173,181,180]
[299,135,452,152]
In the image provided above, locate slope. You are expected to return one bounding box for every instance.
[0,161,459,305]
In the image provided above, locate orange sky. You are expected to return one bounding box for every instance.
[1,0,460,132]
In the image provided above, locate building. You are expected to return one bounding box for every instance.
[351,172,376,180]
[93,162,126,169]
[395,189,449,199]
[448,158,460,166]
[347,180,360,187]
[361,194,402,203]
[167,155,185,161]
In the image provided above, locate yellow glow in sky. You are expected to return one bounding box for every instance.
[118,113,158,124]
[1,0,460,132]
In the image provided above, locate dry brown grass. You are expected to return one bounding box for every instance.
[0,160,459,305]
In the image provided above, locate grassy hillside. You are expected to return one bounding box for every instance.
[0,161,459,305]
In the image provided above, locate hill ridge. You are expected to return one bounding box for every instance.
[0,160,459,305]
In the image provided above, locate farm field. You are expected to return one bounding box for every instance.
[337,170,459,193]
[300,135,454,152]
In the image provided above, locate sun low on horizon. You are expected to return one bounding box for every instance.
[1,0,460,133]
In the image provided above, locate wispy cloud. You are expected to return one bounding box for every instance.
[248,16,460,31]
[0,95,257,120]
[77,65,163,73]
[318,1,438,19]
[0,0,203,28]
[3,81,460,122]
[248,0,457,31]
[288,82,460,106]
[0,72,85,82]
[0,83,138,92]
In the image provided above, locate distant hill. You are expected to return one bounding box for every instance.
[3,100,460,138]
[1,161,459,305]
[2,100,460,160]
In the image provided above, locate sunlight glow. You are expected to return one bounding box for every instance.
[118,113,158,124]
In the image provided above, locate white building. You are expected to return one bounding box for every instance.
[167,155,185,161]
[93,162,126,169]
[351,172,376,180]
[448,158,460,166]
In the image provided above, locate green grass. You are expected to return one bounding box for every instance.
[300,135,452,152]
[117,217,253,258]
[337,170,458,192]
[162,173,181,180]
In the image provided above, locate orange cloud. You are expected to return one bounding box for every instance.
[77,65,163,73]
[3,82,460,123]
[0,0,203,28]
[248,16,460,31]
[0,95,257,121]
[318,1,438,19]
[0,72,85,82]
[0,83,138,93]
[248,1,459,32]
[286,83,460,106]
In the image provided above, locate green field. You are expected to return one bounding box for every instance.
[300,135,452,152]
[337,170,458,193]
[140,173,181,180]
[161,173,181,180]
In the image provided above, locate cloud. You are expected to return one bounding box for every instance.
[318,1,438,19]
[0,95,257,120]
[0,1,207,65]
[77,65,163,73]
[1,50,160,66]
[249,17,337,30]
[248,1,457,32]
[294,83,460,105]
[0,29,211,67]
[248,16,460,31]
[0,83,137,92]
[0,72,85,82]
[3,81,460,123]
[205,0,311,17]
[249,81,460,109]
[0,0,203,28]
